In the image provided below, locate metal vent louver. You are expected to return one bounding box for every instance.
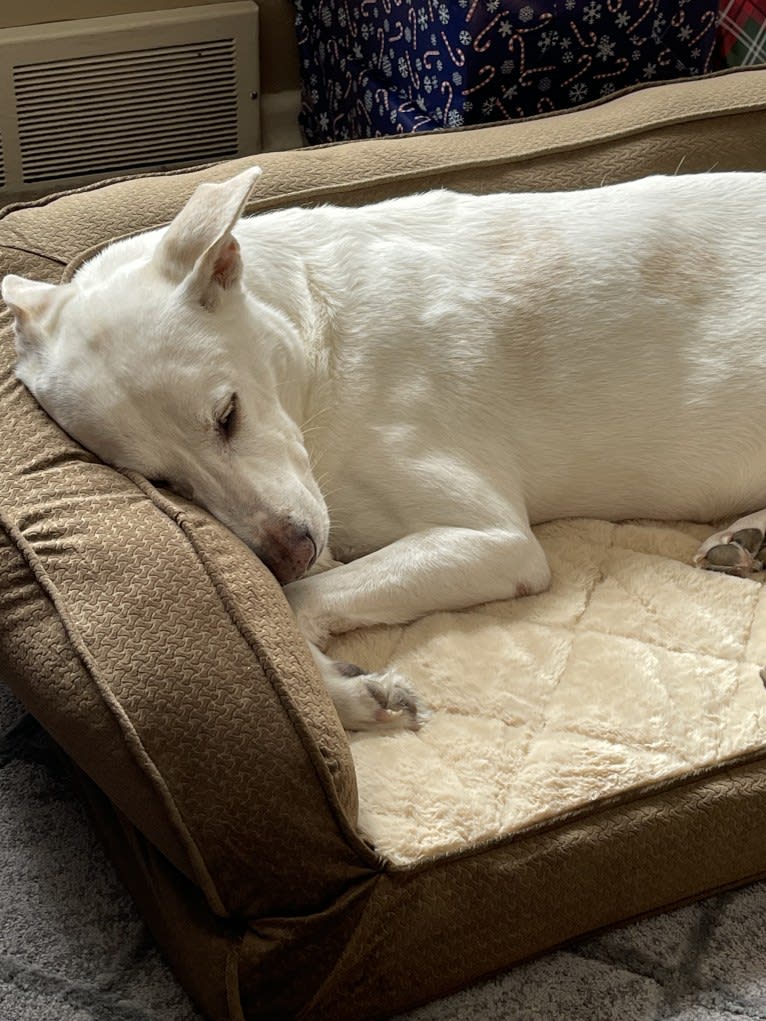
[15,40,240,183]
[0,3,260,193]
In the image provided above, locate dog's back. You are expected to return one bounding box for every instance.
[233,173,766,541]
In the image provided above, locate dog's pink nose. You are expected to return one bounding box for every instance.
[258,521,317,585]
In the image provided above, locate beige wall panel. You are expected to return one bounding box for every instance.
[0,1,219,29]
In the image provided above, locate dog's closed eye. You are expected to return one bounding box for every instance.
[215,392,238,440]
[147,477,194,501]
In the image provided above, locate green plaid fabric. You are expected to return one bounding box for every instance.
[717,0,766,65]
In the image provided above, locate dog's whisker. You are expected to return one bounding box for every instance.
[300,406,331,434]
[301,425,328,441]
[319,489,342,504]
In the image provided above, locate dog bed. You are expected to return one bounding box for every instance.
[2,68,766,1021]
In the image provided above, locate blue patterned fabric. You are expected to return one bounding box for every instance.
[294,1,720,144]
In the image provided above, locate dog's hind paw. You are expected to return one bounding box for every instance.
[695,521,766,578]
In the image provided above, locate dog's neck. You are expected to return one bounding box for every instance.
[240,227,338,444]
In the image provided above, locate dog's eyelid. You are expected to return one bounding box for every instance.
[214,391,238,439]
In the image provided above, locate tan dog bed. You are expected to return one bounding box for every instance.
[2,69,766,1021]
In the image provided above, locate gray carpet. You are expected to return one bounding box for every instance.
[2,681,765,1021]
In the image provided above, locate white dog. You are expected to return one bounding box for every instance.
[3,167,766,731]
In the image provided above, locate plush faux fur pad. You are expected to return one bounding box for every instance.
[327,519,766,865]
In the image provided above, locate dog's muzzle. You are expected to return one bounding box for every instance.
[257,519,317,585]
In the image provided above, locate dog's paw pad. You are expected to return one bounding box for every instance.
[705,543,753,569]
[730,528,766,556]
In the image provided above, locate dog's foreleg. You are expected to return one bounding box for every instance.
[285,524,551,645]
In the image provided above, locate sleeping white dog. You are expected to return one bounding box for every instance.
[3,167,766,731]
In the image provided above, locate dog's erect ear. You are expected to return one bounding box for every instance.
[2,274,60,368]
[153,166,263,306]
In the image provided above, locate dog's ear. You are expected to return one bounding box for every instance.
[153,166,263,307]
[2,275,60,370]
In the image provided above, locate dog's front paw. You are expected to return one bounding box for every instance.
[322,660,429,733]
[695,525,766,577]
[355,667,429,732]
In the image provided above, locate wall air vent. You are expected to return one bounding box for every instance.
[0,3,260,194]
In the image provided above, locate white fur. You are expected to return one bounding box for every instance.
[4,167,766,730]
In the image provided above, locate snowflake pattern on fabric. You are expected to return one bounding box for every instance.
[293,0,720,144]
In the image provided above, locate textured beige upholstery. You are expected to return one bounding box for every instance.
[2,68,766,1020]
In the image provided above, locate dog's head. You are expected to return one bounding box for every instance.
[2,167,329,584]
